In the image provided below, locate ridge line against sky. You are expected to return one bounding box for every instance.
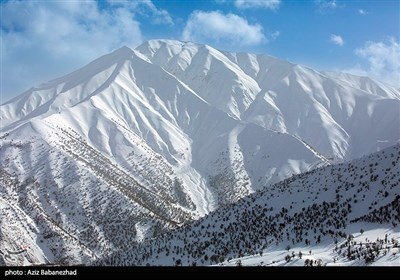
[1,0,399,103]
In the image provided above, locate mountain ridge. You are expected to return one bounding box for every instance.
[1,39,399,265]
[137,39,400,160]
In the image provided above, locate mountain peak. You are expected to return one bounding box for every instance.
[1,39,399,266]
[142,39,199,48]
[113,45,135,57]
[137,39,218,59]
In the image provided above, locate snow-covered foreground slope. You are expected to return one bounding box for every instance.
[0,40,399,265]
[96,144,400,266]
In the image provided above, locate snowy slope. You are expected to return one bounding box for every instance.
[137,39,400,161]
[1,40,399,265]
[96,144,400,266]
[0,41,329,212]
[322,71,400,100]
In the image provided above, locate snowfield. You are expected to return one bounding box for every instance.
[223,223,400,266]
[1,40,399,266]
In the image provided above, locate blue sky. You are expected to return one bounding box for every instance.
[1,0,399,103]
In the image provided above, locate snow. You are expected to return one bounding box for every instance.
[224,223,400,266]
[1,39,399,266]
[94,144,399,266]
[0,196,52,265]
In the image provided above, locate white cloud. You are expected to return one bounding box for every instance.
[0,0,172,102]
[269,31,280,41]
[315,0,340,13]
[182,11,266,47]
[107,0,173,26]
[234,0,281,10]
[345,38,400,87]
[330,34,344,46]
[356,38,400,86]
[142,0,173,25]
[358,9,367,15]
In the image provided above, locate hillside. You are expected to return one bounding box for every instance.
[95,144,400,266]
[1,40,399,265]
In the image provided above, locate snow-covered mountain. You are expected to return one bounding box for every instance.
[0,39,399,265]
[137,40,400,160]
